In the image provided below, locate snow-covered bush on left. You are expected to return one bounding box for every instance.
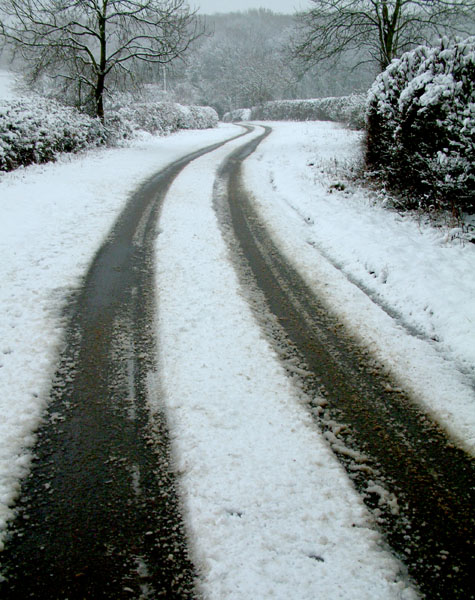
[0,93,219,172]
[0,97,106,172]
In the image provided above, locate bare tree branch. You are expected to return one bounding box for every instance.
[0,0,204,119]
[292,0,475,71]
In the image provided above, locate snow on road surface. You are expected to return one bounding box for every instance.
[0,124,238,547]
[244,121,475,454]
[1,113,472,597]
[155,126,416,599]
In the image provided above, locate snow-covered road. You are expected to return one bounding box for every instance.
[1,118,473,598]
[0,125,239,547]
[155,126,415,599]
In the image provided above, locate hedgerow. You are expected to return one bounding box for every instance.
[105,95,218,140]
[366,37,475,214]
[223,95,366,129]
[0,94,219,173]
[0,97,105,171]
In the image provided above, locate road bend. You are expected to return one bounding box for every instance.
[0,130,248,599]
[214,126,475,600]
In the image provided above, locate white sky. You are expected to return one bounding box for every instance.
[193,0,312,14]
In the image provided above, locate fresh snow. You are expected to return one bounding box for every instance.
[244,121,475,453]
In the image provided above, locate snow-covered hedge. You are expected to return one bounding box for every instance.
[105,99,218,140]
[367,37,475,214]
[224,95,366,129]
[0,97,105,171]
[0,94,219,172]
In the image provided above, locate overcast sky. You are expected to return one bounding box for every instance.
[193,0,312,14]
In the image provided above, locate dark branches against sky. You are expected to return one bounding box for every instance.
[292,0,475,71]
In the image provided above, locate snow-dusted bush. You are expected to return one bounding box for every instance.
[247,95,366,129]
[0,97,105,171]
[366,45,430,172]
[367,37,475,214]
[105,98,218,140]
[179,105,220,130]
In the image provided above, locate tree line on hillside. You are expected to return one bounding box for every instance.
[161,9,378,116]
[1,1,473,120]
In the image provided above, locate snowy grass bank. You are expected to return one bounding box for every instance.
[0,124,238,548]
[245,121,475,453]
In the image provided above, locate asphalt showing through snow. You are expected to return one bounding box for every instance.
[0,132,246,599]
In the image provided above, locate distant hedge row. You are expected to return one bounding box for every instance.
[0,96,219,172]
[366,37,475,214]
[223,95,366,129]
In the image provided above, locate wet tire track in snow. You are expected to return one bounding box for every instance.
[0,132,246,599]
[215,126,475,600]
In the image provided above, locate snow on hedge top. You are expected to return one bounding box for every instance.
[368,37,475,125]
[105,95,219,139]
[1,88,219,172]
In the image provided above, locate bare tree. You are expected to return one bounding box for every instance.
[292,0,475,71]
[0,0,202,119]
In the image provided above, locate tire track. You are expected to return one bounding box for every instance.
[214,125,475,600]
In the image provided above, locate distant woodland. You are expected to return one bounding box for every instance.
[145,9,379,116]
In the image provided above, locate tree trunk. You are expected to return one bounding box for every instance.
[95,6,107,122]
[95,72,105,122]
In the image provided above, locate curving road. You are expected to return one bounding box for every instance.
[0,125,473,599]
[0,132,245,599]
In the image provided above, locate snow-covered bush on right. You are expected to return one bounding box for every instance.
[366,37,475,214]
